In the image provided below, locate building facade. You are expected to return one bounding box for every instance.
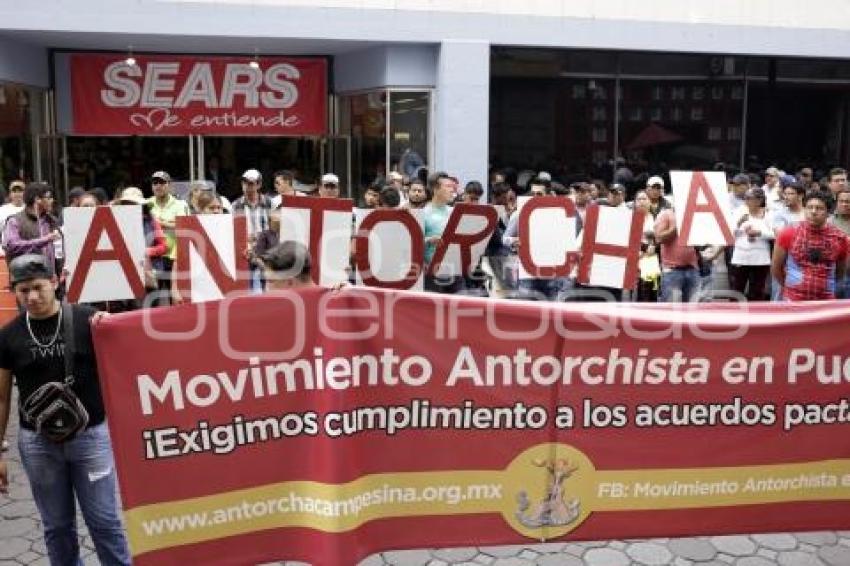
[0,0,849,202]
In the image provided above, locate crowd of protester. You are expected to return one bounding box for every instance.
[0,163,848,309]
[478,164,849,304]
[0,161,848,565]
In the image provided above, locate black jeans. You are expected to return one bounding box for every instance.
[730,264,770,301]
[152,256,174,307]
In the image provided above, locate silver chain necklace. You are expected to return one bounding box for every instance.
[26,307,63,349]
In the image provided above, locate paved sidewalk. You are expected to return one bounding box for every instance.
[2,408,850,565]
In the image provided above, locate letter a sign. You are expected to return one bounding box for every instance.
[671,171,735,246]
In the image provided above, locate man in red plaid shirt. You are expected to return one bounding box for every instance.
[772,191,849,301]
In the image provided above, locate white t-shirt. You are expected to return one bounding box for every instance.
[762,185,784,211]
[731,209,774,266]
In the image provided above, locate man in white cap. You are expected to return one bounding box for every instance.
[233,169,272,237]
[762,166,784,208]
[645,175,672,219]
[0,180,25,241]
[233,169,273,292]
[318,173,342,199]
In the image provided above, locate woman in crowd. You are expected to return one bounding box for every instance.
[730,187,773,301]
[171,191,225,305]
[186,181,208,214]
[194,190,225,215]
[187,181,232,214]
[634,190,661,302]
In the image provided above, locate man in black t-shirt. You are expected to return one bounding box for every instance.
[0,254,130,566]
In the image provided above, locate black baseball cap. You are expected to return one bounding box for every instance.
[8,254,54,287]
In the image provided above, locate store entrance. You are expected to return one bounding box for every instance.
[64,136,192,199]
[199,137,323,200]
[64,136,192,202]
[52,135,349,202]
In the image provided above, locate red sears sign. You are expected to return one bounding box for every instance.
[70,53,327,135]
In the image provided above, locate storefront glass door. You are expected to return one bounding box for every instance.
[50,135,347,203]
[63,136,193,199]
[36,135,63,191]
[321,136,351,199]
[198,137,323,200]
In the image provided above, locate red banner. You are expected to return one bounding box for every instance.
[70,53,327,135]
[93,292,850,565]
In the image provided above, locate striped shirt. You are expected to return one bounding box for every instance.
[232,194,273,237]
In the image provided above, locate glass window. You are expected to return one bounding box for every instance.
[618,77,744,173]
[745,57,850,165]
[389,91,429,182]
[558,50,619,75]
[66,136,193,198]
[490,77,564,173]
[339,91,387,195]
[199,137,320,201]
[490,48,772,179]
[0,83,43,189]
[592,127,607,143]
[338,89,430,203]
[619,52,723,76]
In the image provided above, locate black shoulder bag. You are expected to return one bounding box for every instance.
[20,303,90,442]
